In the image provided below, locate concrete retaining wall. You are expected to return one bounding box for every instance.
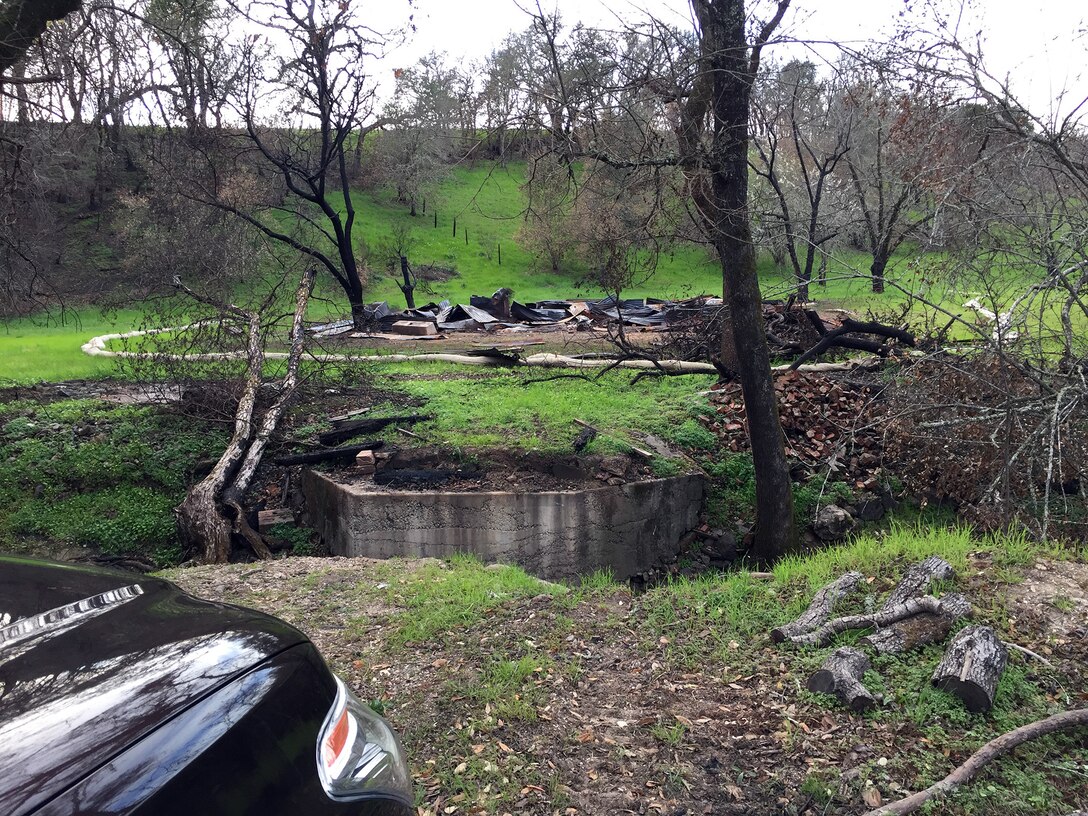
[302,471,706,582]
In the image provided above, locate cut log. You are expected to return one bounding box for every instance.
[789,593,972,648]
[390,320,438,336]
[882,556,955,610]
[257,508,295,530]
[771,571,864,643]
[274,441,384,466]
[317,415,428,446]
[807,646,876,712]
[861,613,957,655]
[931,625,1008,713]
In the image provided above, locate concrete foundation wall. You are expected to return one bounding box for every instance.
[302,471,705,582]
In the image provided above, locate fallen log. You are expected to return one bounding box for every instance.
[807,646,876,712]
[860,612,960,655]
[857,556,963,655]
[771,571,864,643]
[274,441,384,466]
[882,556,956,609]
[318,414,429,446]
[862,708,1088,816]
[788,593,972,648]
[931,625,1008,713]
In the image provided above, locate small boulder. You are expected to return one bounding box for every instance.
[813,504,854,541]
[852,497,886,523]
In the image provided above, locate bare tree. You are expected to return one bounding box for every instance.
[198,0,395,329]
[751,59,853,300]
[839,57,950,293]
[528,0,799,562]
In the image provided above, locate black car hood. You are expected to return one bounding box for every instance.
[0,555,309,816]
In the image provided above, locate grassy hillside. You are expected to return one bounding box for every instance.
[0,160,1055,384]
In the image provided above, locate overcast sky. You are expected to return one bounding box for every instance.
[372,0,1086,115]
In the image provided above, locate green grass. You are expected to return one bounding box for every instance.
[0,308,143,384]
[380,554,567,647]
[4,160,1078,383]
[372,367,715,454]
[0,399,227,565]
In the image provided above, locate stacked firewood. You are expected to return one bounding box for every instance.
[707,371,887,488]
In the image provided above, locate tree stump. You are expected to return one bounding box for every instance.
[771,571,863,643]
[807,647,876,712]
[931,625,1008,713]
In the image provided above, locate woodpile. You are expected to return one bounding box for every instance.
[772,557,1013,716]
[706,370,887,489]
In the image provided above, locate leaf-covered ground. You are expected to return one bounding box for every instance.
[163,533,1088,816]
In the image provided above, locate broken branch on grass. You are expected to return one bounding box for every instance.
[862,708,1088,816]
[788,593,972,648]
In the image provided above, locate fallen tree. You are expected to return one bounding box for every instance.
[174,268,317,563]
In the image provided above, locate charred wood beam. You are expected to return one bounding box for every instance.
[317,415,429,446]
[274,441,384,466]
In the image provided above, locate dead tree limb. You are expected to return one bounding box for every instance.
[807,647,876,712]
[771,571,864,643]
[931,625,1008,713]
[863,708,1088,816]
[860,612,960,655]
[789,317,916,370]
[274,441,384,466]
[788,594,972,648]
[175,269,317,563]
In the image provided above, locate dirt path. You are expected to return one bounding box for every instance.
[165,556,1088,816]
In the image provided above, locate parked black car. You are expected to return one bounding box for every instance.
[0,554,414,816]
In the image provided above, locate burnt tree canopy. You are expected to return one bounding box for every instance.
[0,0,81,75]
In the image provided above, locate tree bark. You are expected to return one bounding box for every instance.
[771,571,863,643]
[807,646,876,712]
[860,612,958,655]
[931,625,1008,713]
[0,0,81,75]
[882,556,955,610]
[693,0,797,563]
[175,269,316,563]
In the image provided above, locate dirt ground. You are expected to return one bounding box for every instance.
[167,555,1088,816]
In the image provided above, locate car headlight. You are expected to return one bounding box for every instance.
[316,677,413,805]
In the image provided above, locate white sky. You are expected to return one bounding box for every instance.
[371,0,1086,116]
